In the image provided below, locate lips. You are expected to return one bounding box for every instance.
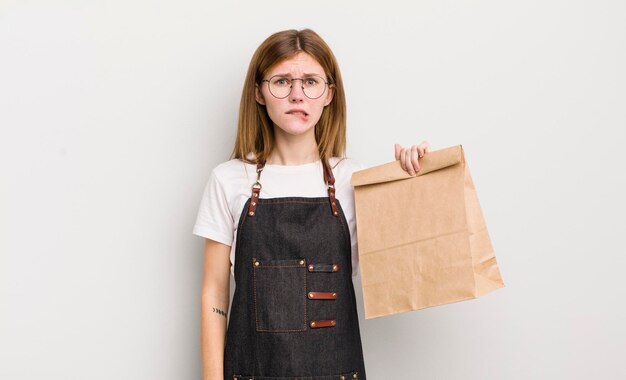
[286,109,309,118]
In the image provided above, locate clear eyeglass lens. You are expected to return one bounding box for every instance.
[268,76,327,99]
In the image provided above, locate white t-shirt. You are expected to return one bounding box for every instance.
[192,155,367,278]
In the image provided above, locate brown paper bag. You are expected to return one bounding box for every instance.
[350,144,504,319]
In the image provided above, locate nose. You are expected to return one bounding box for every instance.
[289,79,305,102]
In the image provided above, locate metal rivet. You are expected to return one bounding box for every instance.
[249,211,254,216]
[353,373,357,378]
[251,201,256,206]
[254,261,259,267]
[310,321,316,327]
[332,292,337,297]
[332,265,338,272]
[331,320,336,325]
[332,202,336,206]
[308,264,314,271]
[340,376,345,380]
[299,259,304,265]
[309,292,314,298]
[253,193,258,197]
[333,211,338,215]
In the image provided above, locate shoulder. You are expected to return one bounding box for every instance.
[208,158,257,194]
[212,157,255,178]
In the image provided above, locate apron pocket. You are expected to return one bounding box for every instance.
[252,257,307,332]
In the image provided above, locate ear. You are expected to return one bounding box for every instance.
[324,84,335,107]
[255,83,266,105]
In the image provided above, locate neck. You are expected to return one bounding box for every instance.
[267,127,320,165]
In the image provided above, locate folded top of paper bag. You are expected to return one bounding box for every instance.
[350,144,464,187]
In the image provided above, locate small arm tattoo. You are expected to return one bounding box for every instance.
[212,307,227,318]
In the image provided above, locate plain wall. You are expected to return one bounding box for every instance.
[1,0,625,379]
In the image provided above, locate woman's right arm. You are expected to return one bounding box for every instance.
[200,238,232,380]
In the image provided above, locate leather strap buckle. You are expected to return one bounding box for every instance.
[247,161,265,217]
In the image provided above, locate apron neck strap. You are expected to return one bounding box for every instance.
[246,161,264,217]
[246,157,339,217]
[322,158,339,217]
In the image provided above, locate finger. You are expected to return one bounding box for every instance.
[397,147,406,171]
[411,145,420,172]
[421,141,430,153]
[416,144,424,158]
[404,148,414,175]
[394,144,402,160]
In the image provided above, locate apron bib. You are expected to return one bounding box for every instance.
[224,158,367,380]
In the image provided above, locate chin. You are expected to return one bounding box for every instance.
[275,121,316,136]
[281,127,315,136]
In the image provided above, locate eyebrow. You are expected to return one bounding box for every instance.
[271,72,324,78]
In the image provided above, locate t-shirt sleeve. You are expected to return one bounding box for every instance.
[192,168,235,246]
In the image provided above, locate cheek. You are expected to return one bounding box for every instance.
[263,99,283,120]
[309,101,327,120]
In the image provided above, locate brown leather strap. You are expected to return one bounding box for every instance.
[248,158,338,217]
[247,161,265,217]
[309,319,336,328]
[322,158,339,217]
[342,372,359,380]
[307,263,340,273]
[307,291,337,300]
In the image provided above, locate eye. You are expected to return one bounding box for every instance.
[305,77,320,86]
[272,77,290,87]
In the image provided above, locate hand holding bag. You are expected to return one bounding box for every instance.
[351,144,505,319]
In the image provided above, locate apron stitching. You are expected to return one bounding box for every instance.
[304,263,308,332]
[253,259,308,333]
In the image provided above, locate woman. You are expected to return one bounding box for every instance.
[193,28,430,380]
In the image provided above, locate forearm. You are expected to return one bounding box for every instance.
[201,289,229,380]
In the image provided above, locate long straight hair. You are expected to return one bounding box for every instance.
[230,29,347,165]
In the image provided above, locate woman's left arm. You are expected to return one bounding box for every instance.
[394,141,431,176]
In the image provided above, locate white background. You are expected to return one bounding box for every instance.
[1,0,625,379]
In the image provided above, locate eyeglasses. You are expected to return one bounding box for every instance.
[261,75,330,99]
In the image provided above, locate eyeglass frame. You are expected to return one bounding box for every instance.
[260,75,332,100]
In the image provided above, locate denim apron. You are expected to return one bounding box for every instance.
[224,158,367,380]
